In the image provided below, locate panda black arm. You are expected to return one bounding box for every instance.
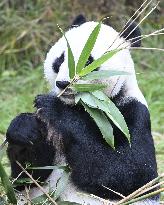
[65,100,158,199]
[6,113,55,190]
[35,95,158,199]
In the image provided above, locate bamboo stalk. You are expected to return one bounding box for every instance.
[121,188,164,205]
[116,174,164,205]
[16,161,58,205]
[135,180,164,197]
[106,0,151,50]
[102,185,125,199]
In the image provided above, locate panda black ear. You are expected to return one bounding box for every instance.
[120,21,141,47]
[71,14,86,28]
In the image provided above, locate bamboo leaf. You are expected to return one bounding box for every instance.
[92,91,131,143]
[73,83,106,92]
[32,170,70,204]
[81,70,130,81]
[81,102,114,149]
[31,190,55,204]
[0,162,17,204]
[92,90,109,101]
[53,171,70,200]
[58,25,75,79]
[78,92,130,143]
[79,49,121,76]
[76,22,101,73]
[75,93,81,104]
[58,201,81,205]
[28,165,67,170]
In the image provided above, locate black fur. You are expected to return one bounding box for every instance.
[34,94,158,200]
[52,52,65,73]
[85,55,94,67]
[120,21,141,47]
[6,113,55,190]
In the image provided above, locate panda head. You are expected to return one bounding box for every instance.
[44,15,141,105]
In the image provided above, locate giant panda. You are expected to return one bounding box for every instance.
[6,15,159,205]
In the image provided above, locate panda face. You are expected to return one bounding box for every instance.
[44,21,137,105]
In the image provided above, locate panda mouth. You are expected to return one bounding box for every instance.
[59,92,75,105]
[60,90,75,99]
[61,93,74,98]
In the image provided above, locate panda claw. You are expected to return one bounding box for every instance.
[34,94,55,110]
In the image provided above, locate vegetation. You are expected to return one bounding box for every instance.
[0,0,163,203]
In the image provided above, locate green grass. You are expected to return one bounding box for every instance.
[0,67,48,134]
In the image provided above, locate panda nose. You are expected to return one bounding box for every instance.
[56,81,70,89]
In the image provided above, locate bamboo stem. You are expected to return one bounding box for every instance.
[102,185,126,199]
[135,180,164,197]
[57,77,78,98]
[121,188,164,205]
[16,161,58,205]
[116,174,164,205]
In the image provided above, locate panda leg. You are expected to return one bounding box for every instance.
[6,113,55,191]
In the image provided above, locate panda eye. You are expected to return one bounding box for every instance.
[52,52,64,73]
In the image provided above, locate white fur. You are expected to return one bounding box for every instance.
[44,22,147,107]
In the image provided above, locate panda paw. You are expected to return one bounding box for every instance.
[34,94,58,122]
[34,94,55,109]
[6,113,41,146]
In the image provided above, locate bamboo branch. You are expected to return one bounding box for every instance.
[102,185,126,199]
[16,161,58,205]
[116,174,164,205]
[121,188,164,205]
[135,180,164,197]
[106,0,151,50]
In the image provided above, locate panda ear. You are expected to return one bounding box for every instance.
[71,14,86,28]
[120,21,141,47]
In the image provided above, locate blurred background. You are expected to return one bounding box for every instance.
[0,0,163,198]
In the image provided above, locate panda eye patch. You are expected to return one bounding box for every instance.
[85,55,98,71]
[85,55,94,67]
[52,52,64,73]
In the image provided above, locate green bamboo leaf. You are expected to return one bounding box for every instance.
[92,91,131,143]
[32,170,70,204]
[75,92,98,108]
[79,49,121,76]
[76,22,101,73]
[28,165,67,170]
[58,201,81,205]
[13,178,33,186]
[75,93,81,104]
[58,25,75,79]
[73,83,106,92]
[78,92,130,143]
[92,90,109,101]
[53,171,70,200]
[81,102,114,149]
[0,162,17,204]
[81,70,130,81]
[31,190,55,204]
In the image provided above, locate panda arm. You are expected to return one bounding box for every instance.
[6,113,55,190]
